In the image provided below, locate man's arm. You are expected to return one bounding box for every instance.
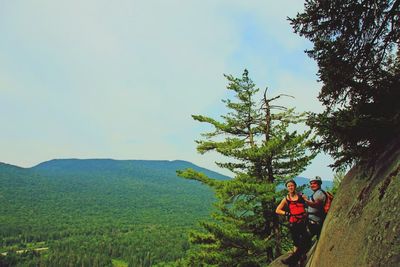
[304,191,325,208]
[304,198,323,208]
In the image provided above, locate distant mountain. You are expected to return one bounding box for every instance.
[32,158,229,180]
[0,159,230,265]
[0,161,28,173]
[1,158,229,225]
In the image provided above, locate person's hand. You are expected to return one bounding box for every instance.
[302,194,308,201]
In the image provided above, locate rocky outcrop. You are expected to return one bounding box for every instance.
[270,142,400,267]
[269,244,316,267]
[306,142,400,267]
[268,253,292,267]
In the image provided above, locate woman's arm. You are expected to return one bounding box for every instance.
[275,198,289,216]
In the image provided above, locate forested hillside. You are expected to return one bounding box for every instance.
[0,159,227,266]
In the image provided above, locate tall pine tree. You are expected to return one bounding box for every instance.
[290,0,400,168]
[178,70,316,266]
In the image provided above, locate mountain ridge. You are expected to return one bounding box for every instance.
[1,158,333,184]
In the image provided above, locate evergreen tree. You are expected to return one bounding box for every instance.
[290,0,400,168]
[178,70,316,266]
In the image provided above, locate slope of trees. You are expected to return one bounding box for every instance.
[290,0,400,168]
[0,160,220,266]
[178,70,316,266]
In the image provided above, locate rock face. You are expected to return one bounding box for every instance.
[268,253,292,267]
[307,142,400,267]
[269,244,316,267]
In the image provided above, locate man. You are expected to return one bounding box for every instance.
[303,176,326,239]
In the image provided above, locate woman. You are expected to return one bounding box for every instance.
[276,179,311,265]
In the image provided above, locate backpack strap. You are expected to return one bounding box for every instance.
[286,193,305,204]
[311,189,326,202]
[298,193,305,204]
[319,189,328,205]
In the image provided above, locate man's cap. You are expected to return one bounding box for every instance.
[310,176,322,184]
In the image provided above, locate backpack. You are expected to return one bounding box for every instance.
[311,189,334,214]
[286,193,307,223]
[322,190,334,214]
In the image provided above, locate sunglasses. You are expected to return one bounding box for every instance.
[310,181,319,185]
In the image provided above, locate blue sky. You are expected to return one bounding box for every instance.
[0,0,335,180]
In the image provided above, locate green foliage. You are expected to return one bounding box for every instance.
[0,160,220,266]
[178,70,316,265]
[290,0,400,168]
[331,170,346,195]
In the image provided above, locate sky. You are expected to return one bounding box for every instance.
[0,0,335,180]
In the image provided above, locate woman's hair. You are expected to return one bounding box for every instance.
[285,179,297,187]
